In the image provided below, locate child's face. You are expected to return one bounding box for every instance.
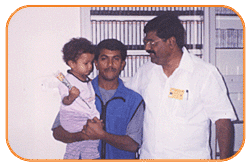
[69,53,94,77]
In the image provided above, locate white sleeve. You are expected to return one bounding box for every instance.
[201,69,237,123]
[58,82,69,100]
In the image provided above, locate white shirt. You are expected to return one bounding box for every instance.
[126,47,237,159]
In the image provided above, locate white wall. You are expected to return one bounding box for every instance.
[8,7,81,159]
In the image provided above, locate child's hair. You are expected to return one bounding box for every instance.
[62,38,96,65]
[95,39,127,61]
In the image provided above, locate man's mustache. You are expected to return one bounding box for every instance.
[146,50,156,54]
[104,67,117,72]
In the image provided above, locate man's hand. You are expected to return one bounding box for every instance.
[82,117,105,140]
[82,117,139,152]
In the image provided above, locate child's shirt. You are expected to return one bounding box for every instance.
[58,71,100,159]
[58,71,100,133]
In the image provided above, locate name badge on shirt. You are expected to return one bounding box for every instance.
[168,88,185,100]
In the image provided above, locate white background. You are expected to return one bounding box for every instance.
[1,0,248,166]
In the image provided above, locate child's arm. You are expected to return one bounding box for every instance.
[62,86,80,105]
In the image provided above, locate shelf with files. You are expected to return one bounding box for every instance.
[89,7,204,78]
[215,8,243,76]
[215,29,243,49]
[215,15,243,50]
[215,7,238,16]
[91,17,203,52]
[90,15,203,21]
[215,10,243,76]
[90,7,204,16]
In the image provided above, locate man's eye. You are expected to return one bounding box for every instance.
[114,57,121,61]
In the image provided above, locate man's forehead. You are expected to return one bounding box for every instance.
[100,49,121,57]
[144,31,158,40]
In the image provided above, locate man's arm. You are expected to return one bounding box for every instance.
[215,119,234,159]
[83,118,139,152]
[101,132,138,152]
[53,125,89,143]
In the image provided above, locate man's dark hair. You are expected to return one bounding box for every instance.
[95,39,127,61]
[144,14,185,49]
[62,38,95,65]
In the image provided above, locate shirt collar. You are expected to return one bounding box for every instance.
[67,70,91,83]
[92,76,126,99]
[177,47,194,73]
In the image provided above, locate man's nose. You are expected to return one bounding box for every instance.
[144,43,151,51]
[108,59,113,66]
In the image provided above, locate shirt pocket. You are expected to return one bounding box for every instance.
[170,95,190,124]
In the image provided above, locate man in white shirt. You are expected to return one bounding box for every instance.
[127,14,237,159]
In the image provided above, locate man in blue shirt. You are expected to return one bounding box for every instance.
[52,39,144,159]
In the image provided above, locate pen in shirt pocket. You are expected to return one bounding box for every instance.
[186,90,189,100]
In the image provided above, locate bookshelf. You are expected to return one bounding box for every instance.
[90,7,204,16]
[216,29,243,49]
[87,7,204,79]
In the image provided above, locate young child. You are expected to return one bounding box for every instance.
[58,38,100,159]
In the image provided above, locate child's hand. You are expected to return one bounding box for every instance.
[69,86,80,99]
[62,86,80,105]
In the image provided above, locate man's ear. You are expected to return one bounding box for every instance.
[167,36,177,49]
[94,60,99,70]
[121,60,126,71]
